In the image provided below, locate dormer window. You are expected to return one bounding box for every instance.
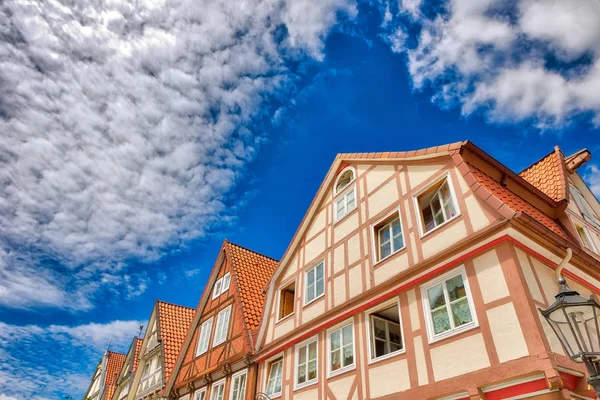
[335,168,355,194]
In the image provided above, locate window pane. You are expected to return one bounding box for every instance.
[380,242,391,259]
[308,360,317,380]
[431,308,451,334]
[443,199,456,219]
[330,349,340,370]
[298,346,307,364]
[347,188,355,204]
[307,269,315,285]
[297,365,306,384]
[434,211,445,226]
[427,284,446,309]
[342,325,353,345]
[446,275,466,301]
[316,264,324,280]
[451,298,473,327]
[373,319,387,340]
[316,279,324,297]
[431,195,442,214]
[343,346,353,366]
[440,183,451,202]
[381,225,391,242]
[392,219,401,235]
[375,339,386,358]
[308,342,317,360]
[392,235,403,252]
[330,331,340,350]
[388,323,402,346]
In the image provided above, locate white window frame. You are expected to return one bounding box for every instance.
[413,172,461,238]
[263,353,284,398]
[229,369,248,400]
[334,184,357,222]
[194,387,207,400]
[371,208,405,265]
[221,273,231,293]
[212,306,232,347]
[276,280,296,322]
[334,166,356,195]
[421,266,478,343]
[327,318,356,377]
[294,335,319,390]
[210,379,226,400]
[365,298,405,363]
[212,277,223,299]
[576,223,599,254]
[304,261,325,306]
[196,317,214,356]
[179,395,190,400]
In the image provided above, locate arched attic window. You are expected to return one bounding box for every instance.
[334,167,357,221]
[335,168,355,195]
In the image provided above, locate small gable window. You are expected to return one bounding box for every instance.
[416,176,458,235]
[212,273,230,299]
[576,224,598,254]
[212,306,231,347]
[373,211,404,263]
[334,167,357,222]
[278,281,295,321]
[305,261,325,305]
[335,168,355,194]
[196,317,213,356]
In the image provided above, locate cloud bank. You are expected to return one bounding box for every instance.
[0,0,356,309]
[384,0,600,129]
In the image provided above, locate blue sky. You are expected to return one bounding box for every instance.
[1,0,599,398]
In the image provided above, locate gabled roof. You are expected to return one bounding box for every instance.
[519,146,569,202]
[132,337,143,373]
[101,351,126,400]
[225,241,279,342]
[157,301,195,383]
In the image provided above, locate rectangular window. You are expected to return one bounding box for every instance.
[422,268,476,341]
[194,388,207,400]
[329,322,354,374]
[196,317,213,356]
[179,396,190,400]
[305,262,324,305]
[278,281,295,320]
[417,177,458,234]
[295,338,318,388]
[221,273,231,293]
[212,278,223,299]
[230,371,247,400]
[576,225,598,253]
[265,358,283,397]
[374,212,404,262]
[212,306,231,346]
[210,380,225,400]
[335,186,357,221]
[368,303,404,360]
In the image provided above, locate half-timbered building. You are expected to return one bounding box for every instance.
[127,301,194,400]
[164,241,278,400]
[110,337,143,400]
[253,141,600,400]
[82,350,126,400]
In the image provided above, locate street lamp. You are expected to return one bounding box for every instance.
[539,250,600,396]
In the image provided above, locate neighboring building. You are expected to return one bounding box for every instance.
[127,301,194,400]
[253,142,600,400]
[111,337,143,400]
[163,240,278,400]
[82,350,126,400]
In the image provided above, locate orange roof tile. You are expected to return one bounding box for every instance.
[336,141,465,161]
[132,337,143,373]
[468,163,569,240]
[103,351,126,400]
[225,242,279,342]
[519,147,568,202]
[157,301,195,382]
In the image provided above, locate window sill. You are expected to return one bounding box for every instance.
[303,293,325,308]
[372,246,407,269]
[293,379,318,392]
[419,213,461,239]
[327,364,356,379]
[428,322,478,345]
[368,348,406,365]
[275,312,294,325]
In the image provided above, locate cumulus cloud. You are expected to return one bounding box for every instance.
[0,0,356,309]
[0,320,143,398]
[383,0,600,128]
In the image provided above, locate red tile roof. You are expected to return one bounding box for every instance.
[157,301,195,382]
[225,242,279,343]
[336,141,465,160]
[103,351,126,400]
[132,337,143,373]
[519,147,568,202]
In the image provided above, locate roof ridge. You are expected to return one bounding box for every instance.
[225,241,280,262]
[335,140,467,160]
[156,299,194,310]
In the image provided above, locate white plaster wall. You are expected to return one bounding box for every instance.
[348,264,363,299]
[487,302,529,363]
[532,259,559,304]
[328,375,354,400]
[367,180,399,217]
[537,311,565,355]
[305,232,326,264]
[294,388,318,400]
[302,299,325,324]
[347,234,361,265]
[407,289,420,331]
[274,316,295,339]
[334,213,359,242]
[464,195,490,232]
[421,220,468,259]
[406,164,445,189]
[366,165,395,193]
[413,335,428,386]
[368,358,410,397]
[430,333,490,381]
[333,275,346,307]
[373,253,409,286]
[333,244,345,274]
[473,249,510,304]
[306,208,326,241]
[515,248,544,303]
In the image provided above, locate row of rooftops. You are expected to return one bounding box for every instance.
[84,140,594,400]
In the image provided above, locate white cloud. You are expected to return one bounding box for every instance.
[0,0,356,309]
[386,0,600,128]
[584,164,600,198]
[0,320,143,398]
